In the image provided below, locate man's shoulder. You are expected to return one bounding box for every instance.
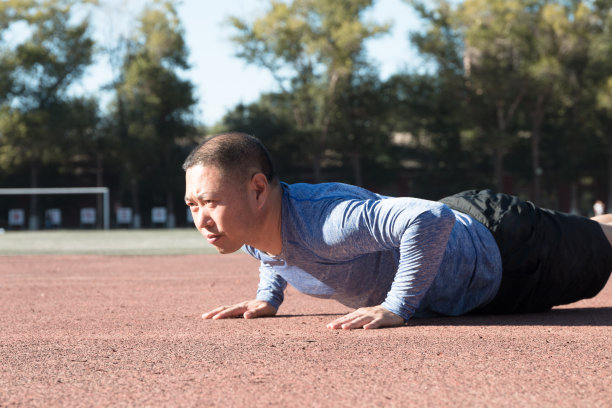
[283,181,383,202]
[280,182,381,250]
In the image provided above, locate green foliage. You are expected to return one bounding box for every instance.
[220,96,307,181]
[2,0,612,223]
[228,0,390,183]
[403,0,612,206]
[106,0,197,217]
[0,0,97,173]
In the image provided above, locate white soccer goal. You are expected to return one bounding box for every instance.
[0,187,110,229]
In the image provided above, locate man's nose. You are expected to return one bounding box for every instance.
[195,207,214,229]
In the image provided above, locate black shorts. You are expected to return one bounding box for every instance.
[440,190,612,314]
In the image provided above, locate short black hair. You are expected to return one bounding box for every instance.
[182,132,277,183]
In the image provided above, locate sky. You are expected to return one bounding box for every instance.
[80,0,426,127]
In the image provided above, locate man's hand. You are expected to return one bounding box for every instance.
[202,299,277,320]
[326,305,405,330]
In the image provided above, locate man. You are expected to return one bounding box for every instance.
[183,132,612,330]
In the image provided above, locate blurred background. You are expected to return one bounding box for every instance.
[1,0,611,230]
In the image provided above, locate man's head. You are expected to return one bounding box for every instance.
[182,132,277,186]
[183,132,281,254]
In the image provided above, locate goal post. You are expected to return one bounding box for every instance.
[0,187,110,230]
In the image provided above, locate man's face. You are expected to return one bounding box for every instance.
[185,165,256,254]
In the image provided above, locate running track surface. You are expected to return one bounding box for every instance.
[1,254,611,407]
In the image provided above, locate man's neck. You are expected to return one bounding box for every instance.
[253,184,283,256]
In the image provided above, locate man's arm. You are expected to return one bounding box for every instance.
[202,260,287,321]
[326,199,456,329]
[326,305,404,330]
[255,263,287,309]
[203,299,277,319]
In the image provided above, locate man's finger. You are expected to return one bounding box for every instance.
[202,306,227,319]
[327,312,369,330]
[362,319,383,330]
[326,313,357,329]
[213,305,247,319]
[332,311,361,324]
[341,315,373,330]
[202,304,247,320]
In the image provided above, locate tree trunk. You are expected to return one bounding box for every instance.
[312,154,322,183]
[162,147,175,228]
[96,153,104,229]
[495,105,507,193]
[493,147,504,192]
[166,191,175,228]
[608,140,612,213]
[29,164,39,230]
[570,183,579,215]
[531,131,541,205]
[493,89,525,193]
[310,71,338,184]
[131,178,141,228]
[352,151,363,187]
[530,94,546,205]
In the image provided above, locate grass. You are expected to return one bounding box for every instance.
[0,228,218,256]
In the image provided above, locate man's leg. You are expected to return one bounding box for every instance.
[591,214,612,224]
[593,220,612,246]
[446,191,612,314]
[591,214,612,246]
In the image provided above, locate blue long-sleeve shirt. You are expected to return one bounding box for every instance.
[243,182,502,322]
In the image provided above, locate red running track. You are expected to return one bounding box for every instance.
[1,254,610,407]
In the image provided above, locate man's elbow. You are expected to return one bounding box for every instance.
[436,204,457,234]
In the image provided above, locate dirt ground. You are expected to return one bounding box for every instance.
[1,254,610,407]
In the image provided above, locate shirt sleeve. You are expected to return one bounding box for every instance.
[378,205,455,321]
[242,245,288,309]
[255,263,288,309]
[335,198,455,321]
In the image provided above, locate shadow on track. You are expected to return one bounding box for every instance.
[274,313,343,318]
[410,307,612,327]
[269,308,611,326]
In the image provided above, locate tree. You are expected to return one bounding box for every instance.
[0,0,97,228]
[219,95,304,181]
[408,0,608,205]
[228,0,390,183]
[589,1,612,211]
[332,61,396,187]
[457,0,539,193]
[108,0,197,227]
[522,1,606,205]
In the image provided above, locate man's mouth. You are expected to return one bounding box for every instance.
[206,233,222,244]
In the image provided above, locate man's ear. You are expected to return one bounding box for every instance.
[250,173,269,206]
